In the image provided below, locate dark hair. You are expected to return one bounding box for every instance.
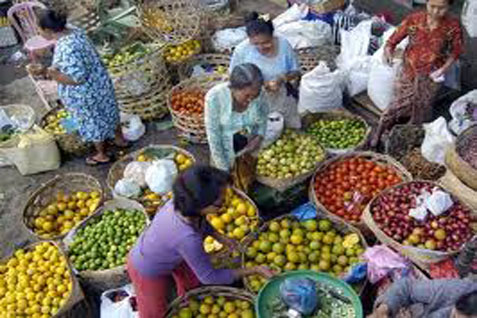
[455,291,477,316]
[37,9,67,32]
[245,11,274,38]
[230,63,264,90]
[172,165,231,217]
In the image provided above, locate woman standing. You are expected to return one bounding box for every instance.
[28,9,125,165]
[205,64,268,190]
[128,165,274,318]
[230,12,301,129]
[371,0,463,147]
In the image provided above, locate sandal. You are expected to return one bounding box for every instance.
[85,156,111,166]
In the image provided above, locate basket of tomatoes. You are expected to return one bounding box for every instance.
[168,73,227,143]
[310,152,412,234]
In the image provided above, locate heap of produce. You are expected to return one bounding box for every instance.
[243,217,365,292]
[170,295,255,318]
[313,156,403,222]
[204,188,259,253]
[370,181,475,252]
[141,7,173,33]
[0,242,73,317]
[306,118,367,149]
[0,124,17,142]
[170,88,205,116]
[43,109,69,135]
[102,43,152,69]
[31,190,101,238]
[68,209,147,271]
[164,40,201,63]
[257,130,326,179]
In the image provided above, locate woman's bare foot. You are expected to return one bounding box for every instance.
[86,153,111,166]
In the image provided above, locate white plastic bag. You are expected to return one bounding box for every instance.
[120,112,145,142]
[273,3,309,29]
[298,62,343,114]
[421,117,456,164]
[114,178,141,199]
[276,20,332,49]
[263,112,284,148]
[336,20,373,69]
[425,188,453,217]
[123,161,151,188]
[145,159,178,195]
[212,27,247,52]
[448,89,477,135]
[100,284,138,318]
[367,61,400,111]
[462,0,477,38]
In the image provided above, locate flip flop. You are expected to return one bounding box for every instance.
[85,156,111,166]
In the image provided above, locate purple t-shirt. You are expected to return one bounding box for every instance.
[129,201,235,285]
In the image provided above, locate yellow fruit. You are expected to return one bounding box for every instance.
[200,304,211,315]
[210,218,225,231]
[236,203,247,215]
[223,302,236,313]
[41,221,54,232]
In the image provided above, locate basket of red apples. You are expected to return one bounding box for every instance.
[363,180,477,264]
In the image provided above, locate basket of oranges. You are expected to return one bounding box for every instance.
[168,73,227,143]
[22,173,103,240]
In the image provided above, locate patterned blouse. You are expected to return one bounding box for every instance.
[386,11,463,79]
[204,82,268,171]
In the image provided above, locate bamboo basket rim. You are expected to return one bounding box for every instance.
[166,286,255,317]
[22,173,104,241]
[106,144,196,194]
[362,180,477,263]
[309,151,413,226]
[240,212,369,294]
[0,240,84,317]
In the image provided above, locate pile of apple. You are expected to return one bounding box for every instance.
[370,181,475,252]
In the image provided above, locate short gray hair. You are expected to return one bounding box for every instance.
[230,63,264,90]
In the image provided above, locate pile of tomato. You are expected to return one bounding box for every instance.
[313,157,403,222]
[171,89,205,115]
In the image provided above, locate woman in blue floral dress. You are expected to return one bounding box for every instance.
[33,9,125,164]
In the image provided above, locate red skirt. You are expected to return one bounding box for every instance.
[127,257,200,318]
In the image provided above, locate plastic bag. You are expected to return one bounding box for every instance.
[212,27,247,52]
[120,112,146,142]
[100,284,138,318]
[266,87,301,129]
[145,159,178,195]
[275,20,332,49]
[336,20,373,69]
[263,111,284,148]
[462,0,477,38]
[363,245,410,284]
[367,60,400,111]
[280,277,318,315]
[421,117,455,164]
[425,188,453,216]
[448,89,477,135]
[114,178,141,198]
[273,3,309,29]
[124,161,151,188]
[298,61,343,114]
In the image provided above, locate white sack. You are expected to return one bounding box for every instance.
[273,3,309,29]
[145,159,178,195]
[212,27,247,52]
[336,20,373,70]
[114,178,141,199]
[263,112,284,148]
[448,89,477,135]
[100,284,138,318]
[120,112,145,142]
[462,0,477,38]
[123,161,151,188]
[421,117,456,164]
[275,20,332,49]
[367,61,400,111]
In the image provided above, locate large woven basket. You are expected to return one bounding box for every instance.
[39,105,91,156]
[166,286,255,317]
[241,213,368,294]
[177,53,230,81]
[23,173,104,240]
[138,0,204,45]
[0,104,36,137]
[445,124,477,190]
[302,110,371,155]
[0,241,84,317]
[309,151,412,235]
[439,169,477,212]
[296,46,340,73]
[168,73,227,143]
[63,198,150,291]
[362,180,477,265]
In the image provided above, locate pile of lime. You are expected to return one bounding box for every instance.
[307,118,367,149]
[68,209,147,271]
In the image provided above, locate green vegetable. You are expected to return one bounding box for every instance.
[306,119,366,150]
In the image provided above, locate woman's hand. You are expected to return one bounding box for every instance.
[26,63,46,77]
[243,135,263,154]
[264,78,282,92]
[47,67,79,85]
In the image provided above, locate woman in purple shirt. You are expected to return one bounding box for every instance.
[127,165,274,318]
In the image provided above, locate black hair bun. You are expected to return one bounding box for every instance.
[244,11,260,23]
[51,9,67,25]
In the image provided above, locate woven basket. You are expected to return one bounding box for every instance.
[168,74,227,143]
[445,124,477,190]
[0,241,84,317]
[23,173,104,241]
[311,0,346,14]
[166,286,254,317]
[302,110,371,155]
[63,198,149,291]
[241,213,368,294]
[39,105,91,156]
[0,104,36,138]
[439,169,477,212]
[139,0,204,45]
[362,180,477,265]
[69,8,101,34]
[177,53,230,81]
[296,46,340,73]
[309,151,412,235]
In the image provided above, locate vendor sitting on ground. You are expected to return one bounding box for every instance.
[230,12,301,129]
[127,165,274,318]
[368,277,477,318]
[205,63,268,190]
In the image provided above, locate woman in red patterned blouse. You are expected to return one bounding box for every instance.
[371,0,463,147]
